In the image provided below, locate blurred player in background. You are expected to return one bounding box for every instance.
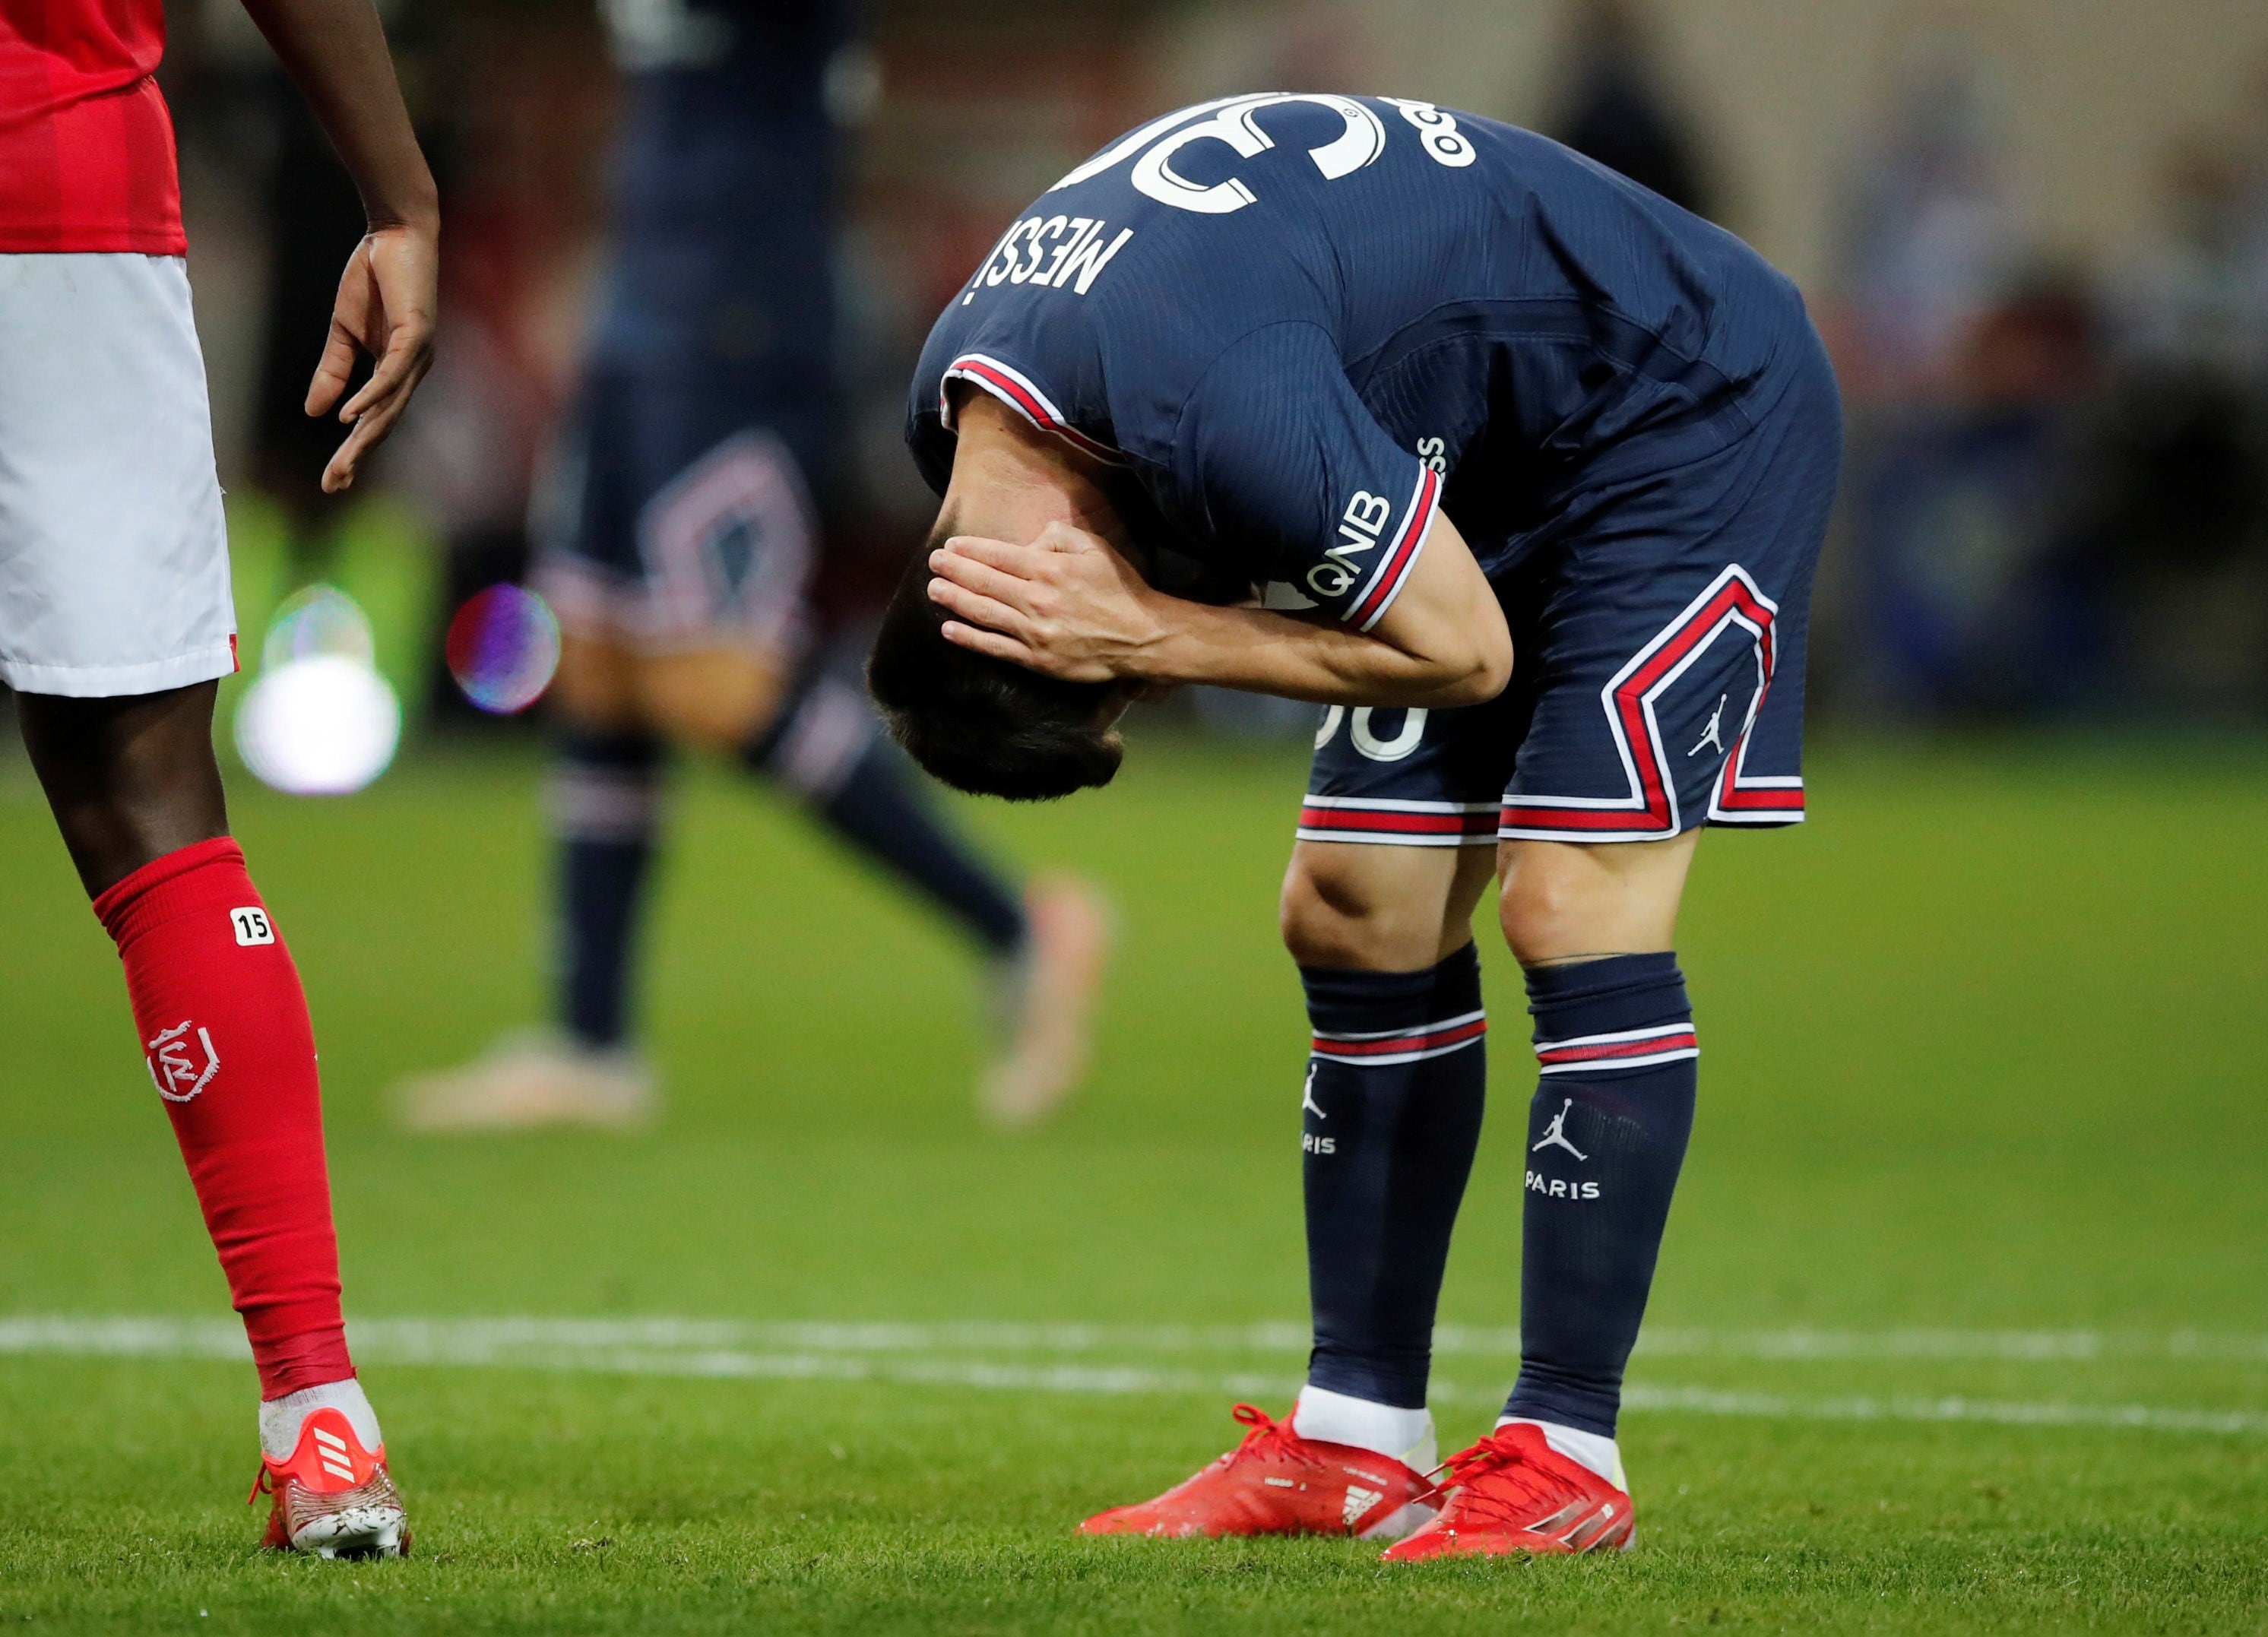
[0,0,436,1556]
[395,0,1108,1133]
[872,94,1839,1556]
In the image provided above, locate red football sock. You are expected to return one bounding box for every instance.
[93,837,354,1399]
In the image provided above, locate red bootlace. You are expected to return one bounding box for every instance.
[1222,1403,1310,1466]
[1421,1430,1567,1528]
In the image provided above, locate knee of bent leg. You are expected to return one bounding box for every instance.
[1497,834,1693,966]
[1280,847,1433,970]
[1497,845,1602,967]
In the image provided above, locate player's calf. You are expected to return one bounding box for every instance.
[27,692,408,1555]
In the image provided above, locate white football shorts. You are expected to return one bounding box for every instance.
[0,253,235,697]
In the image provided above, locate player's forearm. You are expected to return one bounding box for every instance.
[238,0,437,229]
[1127,598,1506,708]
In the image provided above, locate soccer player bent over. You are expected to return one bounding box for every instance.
[1,0,437,1556]
[867,95,1840,1558]
[395,0,1107,1134]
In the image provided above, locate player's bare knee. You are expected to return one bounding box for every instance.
[1280,848,1437,970]
[17,684,228,894]
[1497,864,1593,967]
[1497,834,1696,967]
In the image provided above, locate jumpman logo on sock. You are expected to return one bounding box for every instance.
[1687,693,1728,758]
[1300,1065,1326,1120]
[1532,1097,1587,1160]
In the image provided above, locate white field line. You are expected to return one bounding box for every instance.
[2,1316,2265,1437]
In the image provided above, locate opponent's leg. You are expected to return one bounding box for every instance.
[18,682,406,1556]
[1386,831,1696,1563]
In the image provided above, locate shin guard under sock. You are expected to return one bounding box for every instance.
[550,730,665,1050]
[1504,952,1697,1437]
[93,839,352,1399]
[1300,944,1488,1409]
[745,672,1026,954]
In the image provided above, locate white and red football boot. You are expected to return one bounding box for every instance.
[1382,1421,1633,1562]
[251,1406,411,1559]
[1080,1403,1436,1540]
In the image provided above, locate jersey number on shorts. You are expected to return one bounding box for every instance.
[1316,705,1429,762]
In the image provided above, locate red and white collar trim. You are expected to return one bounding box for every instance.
[940,353,1125,466]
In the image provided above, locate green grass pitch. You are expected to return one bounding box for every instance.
[1,731,2263,1633]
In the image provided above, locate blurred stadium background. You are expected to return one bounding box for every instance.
[46,0,2268,741]
[2,0,2266,1629]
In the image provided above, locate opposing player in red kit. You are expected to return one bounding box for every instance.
[1,0,437,1556]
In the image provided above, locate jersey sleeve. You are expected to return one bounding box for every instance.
[1165,321,1441,631]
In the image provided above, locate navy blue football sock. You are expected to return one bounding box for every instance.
[550,729,667,1051]
[1503,952,1698,1438]
[745,673,1027,955]
[1301,944,1489,1410]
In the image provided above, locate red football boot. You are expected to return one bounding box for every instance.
[1080,1403,1435,1540]
[1382,1422,1633,1562]
[250,1407,411,1559]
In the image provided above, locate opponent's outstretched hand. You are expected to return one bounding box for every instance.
[930,523,1169,682]
[306,220,438,493]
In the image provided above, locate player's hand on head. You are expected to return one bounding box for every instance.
[927,523,1167,683]
[307,220,439,494]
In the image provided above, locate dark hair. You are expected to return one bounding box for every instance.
[866,532,1125,801]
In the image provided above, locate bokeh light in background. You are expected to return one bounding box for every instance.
[234,584,404,796]
[262,583,379,670]
[236,656,404,796]
[445,584,561,715]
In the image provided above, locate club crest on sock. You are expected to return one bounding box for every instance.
[146,1020,220,1103]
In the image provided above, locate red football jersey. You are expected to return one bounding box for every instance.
[0,0,185,254]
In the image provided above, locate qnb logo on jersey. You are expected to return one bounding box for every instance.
[1307,490,1393,598]
[1047,93,1475,219]
[146,1020,220,1103]
[964,216,1135,304]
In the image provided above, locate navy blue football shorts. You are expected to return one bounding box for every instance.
[531,364,826,657]
[1302,337,1842,848]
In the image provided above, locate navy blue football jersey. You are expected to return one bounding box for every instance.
[590,0,848,376]
[908,95,1817,630]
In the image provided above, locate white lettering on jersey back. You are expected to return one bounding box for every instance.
[965,217,1134,302]
[1053,225,1134,293]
